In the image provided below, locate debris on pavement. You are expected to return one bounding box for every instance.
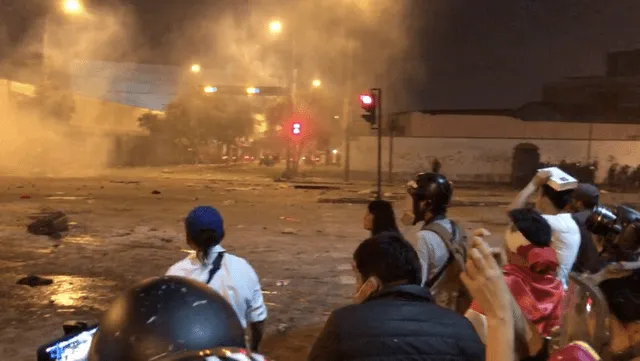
[223,199,236,205]
[20,195,31,199]
[27,211,69,238]
[17,275,54,287]
[292,184,341,190]
[110,180,140,184]
[276,280,290,286]
[281,228,297,235]
[277,323,289,333]
[151,190,162,195]
[278,216,299,222]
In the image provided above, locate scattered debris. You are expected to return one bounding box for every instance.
[110,180,140,184]
[151,190,162,195]
[160,237,173,243]
[27,211,69,239]
[17,275,53,287]
[225,187,261,191]
[281,228,297,235]
[279,216,299,222]
[276,280,290,286]
[223,200,235,205]
[277,323,289,333]
[20,195,31,199]
[292,184,341,190]
[317,197,372,204]
[338,276,356,285]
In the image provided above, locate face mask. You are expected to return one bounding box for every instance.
[352,277,379,304]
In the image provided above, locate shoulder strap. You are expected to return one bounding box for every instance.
[425,221,458,288]
[205,252,225,284]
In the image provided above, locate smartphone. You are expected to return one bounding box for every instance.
[37,325,98,361]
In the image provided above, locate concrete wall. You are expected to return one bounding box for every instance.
[350,114,640,183]
[400,114,640,140]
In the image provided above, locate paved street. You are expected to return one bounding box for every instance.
[0,165,637,360]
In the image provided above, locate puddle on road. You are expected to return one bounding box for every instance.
[46,275,116,308]
[46,196,92,200]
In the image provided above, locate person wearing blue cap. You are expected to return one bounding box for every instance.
[166,206,268,352]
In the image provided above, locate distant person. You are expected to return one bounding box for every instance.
[432,158,442,173]
[508,170,582,287]
[406,172,470,313]
[308,232,485,361]
[363,199,401,237]
[166,206,267,351]
[568,183,602,274]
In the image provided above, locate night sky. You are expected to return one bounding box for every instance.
[2,0,640,112]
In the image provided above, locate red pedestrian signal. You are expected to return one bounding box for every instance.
[292,122,301,135]
[359,93,377,126]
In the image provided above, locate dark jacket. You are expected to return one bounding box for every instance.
[571,210,602,274]
[308,284,485,361]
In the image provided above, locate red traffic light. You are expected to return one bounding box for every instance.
[360,94,373,106]
[292,122,301,135]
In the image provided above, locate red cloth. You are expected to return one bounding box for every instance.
[549,341,601,361]
[470,244,565,336]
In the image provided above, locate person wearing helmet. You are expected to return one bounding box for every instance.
[405,172,470,313]
[166,206,267,352]
[88,276,268,361]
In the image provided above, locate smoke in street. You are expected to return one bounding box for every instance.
[0,2,136,177]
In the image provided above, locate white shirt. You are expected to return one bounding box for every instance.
[415,219,451,286]
[166,245,268,328]
[541,213,581,287]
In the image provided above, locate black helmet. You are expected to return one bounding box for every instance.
[89,276,246,361]
[407,172,453,225]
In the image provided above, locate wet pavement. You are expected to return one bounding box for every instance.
[0,166,638,361]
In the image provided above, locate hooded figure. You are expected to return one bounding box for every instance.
[466,208,565,339]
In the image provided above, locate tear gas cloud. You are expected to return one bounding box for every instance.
[0,3,136,177]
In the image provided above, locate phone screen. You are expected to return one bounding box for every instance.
[38,326,98,361]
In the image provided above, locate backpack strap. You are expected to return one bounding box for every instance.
[205,252,225,284]
[425,220,458,288]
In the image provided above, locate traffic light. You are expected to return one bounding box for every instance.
[292,122,301,136]
[359,93,377,126]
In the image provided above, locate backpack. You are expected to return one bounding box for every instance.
[570,214,602,274]
[423,220,471,314]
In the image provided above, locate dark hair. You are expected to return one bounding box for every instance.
[353,232,422,286]
[541,184,573,211]
[367,200,400,236]
[187,229,224,262]
[508,208,552,247]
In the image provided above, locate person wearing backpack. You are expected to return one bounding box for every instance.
[166,206,268,352]
[406,172,471,313]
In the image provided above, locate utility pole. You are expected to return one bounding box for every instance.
[389,115,396,183]
[372,88,382,200]
[343,41,353,182]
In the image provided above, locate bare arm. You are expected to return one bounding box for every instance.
[508,182,538,212]
[486,316,515,361]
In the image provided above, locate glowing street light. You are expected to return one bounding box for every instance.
[191,64,201,73]
[268,20,283,34]
[62,0,84,14]
[312,79,321,88]
[246,87,260,95]
[204,86,217,93]
[332,149,338,155]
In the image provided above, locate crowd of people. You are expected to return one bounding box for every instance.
[80,169,640,361]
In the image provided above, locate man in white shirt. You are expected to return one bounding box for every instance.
[508,170,581,287]
[166,206,268,351]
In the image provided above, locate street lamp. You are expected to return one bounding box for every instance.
[191,64,201,73]
[312,79,321,88]
[62,0,84,15]
[268,20,283,34]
